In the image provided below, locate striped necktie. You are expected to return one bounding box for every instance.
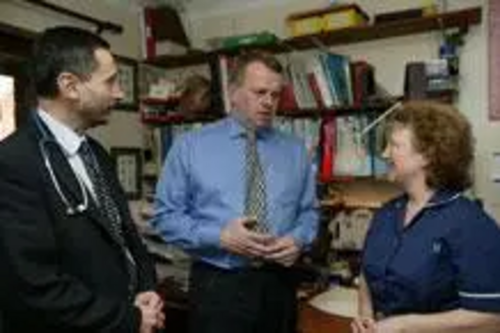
[243,129,269,233]
[78,141,138,297]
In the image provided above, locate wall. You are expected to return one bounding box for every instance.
[0,0,144,150]
[184,0,500,219]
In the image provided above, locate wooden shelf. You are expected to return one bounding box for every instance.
[278,98,400,118]
[321,178,402,209]
[141,112,223,125]
[141,96,180,107]
[141,97,399,125]
[146,49,209,68]
[146,7,481,69]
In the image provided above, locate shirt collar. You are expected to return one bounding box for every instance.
[38,109,86,157]
[226,114,274,140]
[425,189,463,208]
[396,189,463,210]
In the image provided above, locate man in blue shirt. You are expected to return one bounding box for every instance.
[151,51,319,333]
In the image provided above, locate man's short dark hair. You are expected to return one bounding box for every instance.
[230,51,283,87]
[32,26,110,98]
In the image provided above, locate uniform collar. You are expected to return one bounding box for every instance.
[395,189,463,210]
[425,189,463,208]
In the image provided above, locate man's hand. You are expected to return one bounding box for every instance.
[220,217,274,259]
[264,236,301,267]
[134,291,165,333]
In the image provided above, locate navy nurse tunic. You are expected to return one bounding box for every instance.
[362,190,500,317]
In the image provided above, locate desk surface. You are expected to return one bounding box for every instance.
[299,304,353,333]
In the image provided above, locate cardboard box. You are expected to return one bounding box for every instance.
[287,4,369,37]
[323,4,369,32]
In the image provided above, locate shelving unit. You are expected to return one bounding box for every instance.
[140,97,399,125]
[146,7,481,69]
[141,112,222,125]
[138,5,482,289]
[277,98,400,118]
[141,96,180,106]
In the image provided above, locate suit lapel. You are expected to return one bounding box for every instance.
[29,118,85,211]
[43,142,83,206]
[30,119,125,248]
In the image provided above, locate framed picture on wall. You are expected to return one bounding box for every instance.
[110,147,142,199]
[115,56,138,111]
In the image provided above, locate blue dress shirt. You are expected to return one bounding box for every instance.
[150,116,319,269]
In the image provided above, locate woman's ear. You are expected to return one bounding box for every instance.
[420,152,430,167]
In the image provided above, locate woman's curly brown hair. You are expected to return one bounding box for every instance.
[386,101,474,191]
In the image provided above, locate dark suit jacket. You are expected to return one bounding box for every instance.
[0,116,157,333]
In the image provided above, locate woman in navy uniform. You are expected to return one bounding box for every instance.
[353,101,500,332]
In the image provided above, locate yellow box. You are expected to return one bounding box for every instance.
[287,4,369,37]
[288,16,324,37]
[323,6,369,32]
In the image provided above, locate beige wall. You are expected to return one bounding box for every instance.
[184,0,500,219]
[0,0,144,150]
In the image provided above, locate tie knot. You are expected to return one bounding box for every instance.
[245,128,257,143]
[79,140,93,155]
[79,141,97,166]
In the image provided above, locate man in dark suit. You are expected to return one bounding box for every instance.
[0,26,164,333]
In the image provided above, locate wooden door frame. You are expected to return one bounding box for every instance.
[0,22,36,60]
[0,23,37,127]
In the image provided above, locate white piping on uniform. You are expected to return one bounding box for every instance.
[459,291,500,299]
[425,192,463,208]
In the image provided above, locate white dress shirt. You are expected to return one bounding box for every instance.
[38,109,97,199]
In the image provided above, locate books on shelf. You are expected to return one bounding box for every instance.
[141,49,395,181]
[287,54,318,109]
[214,52,376,116]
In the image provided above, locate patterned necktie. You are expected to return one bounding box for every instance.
[79,141,137,297]
[244,129,269,233]
[79,141,125,242]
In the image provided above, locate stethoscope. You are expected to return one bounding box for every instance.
[34,114,89,216]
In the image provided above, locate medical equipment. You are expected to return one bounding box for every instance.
[34,115,89,216]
